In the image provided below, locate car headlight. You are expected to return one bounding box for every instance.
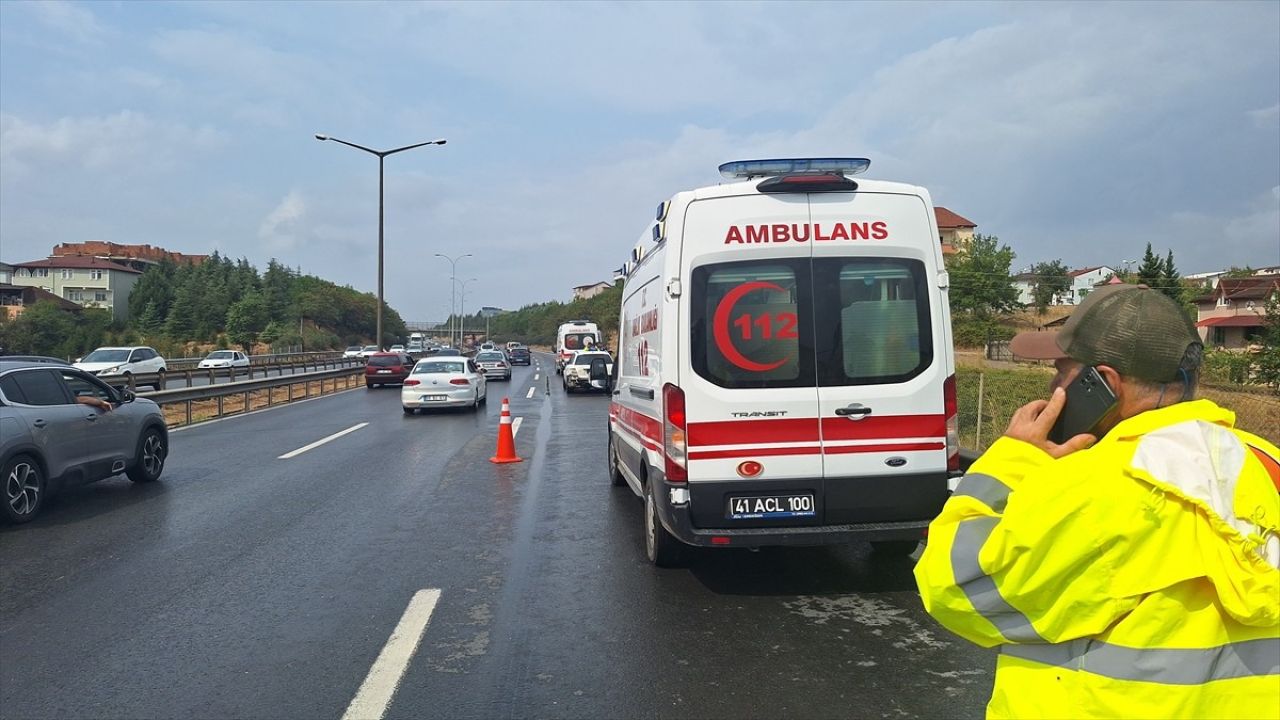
[105,366,121,374]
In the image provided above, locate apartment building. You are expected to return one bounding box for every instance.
[8,256,142,322]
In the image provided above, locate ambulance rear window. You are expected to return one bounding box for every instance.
[814,258,932,385]
[564,333,595,350]
[690,260,814,389]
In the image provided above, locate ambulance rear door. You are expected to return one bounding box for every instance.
[679,192,823,528]
[808,192,950,525]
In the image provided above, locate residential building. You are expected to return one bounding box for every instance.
[1065,266,1115,305]
[51,241,207,271]
[572,281,613,301]
[1185,265,1280,289]
[0,284,83,320]
[0,262,12,285]
[935,207,977,255]
[1192,276,1279,349]
[1011,271,1038,306]
[8,256,142,322]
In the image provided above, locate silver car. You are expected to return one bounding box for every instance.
[474,351,512,381]
[0,360,169,524]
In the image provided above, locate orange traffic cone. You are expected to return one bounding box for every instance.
[490,397,523,464]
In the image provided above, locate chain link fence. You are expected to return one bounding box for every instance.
[956,360,1279,453]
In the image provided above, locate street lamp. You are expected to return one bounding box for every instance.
[315,133,446,348]
[435,253,472,348]
[457,277,478,348]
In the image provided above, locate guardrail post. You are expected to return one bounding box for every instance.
[243,390,250,414]
[217,395,224,416]
[185,370,193,388]
[185,400,192,426]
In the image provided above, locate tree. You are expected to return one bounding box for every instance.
[1159,249,1183,303]
[225,293,269,351]
[1136,243,1163,289]
[1254,287,1280,390]
[136,300,163,337]
[0,302,81,358]
[1029,260,1071,314]
[945,234,1022,318]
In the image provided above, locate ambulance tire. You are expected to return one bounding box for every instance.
[871,540,920,558]
[644,478,683,568]
[607,432,625,487]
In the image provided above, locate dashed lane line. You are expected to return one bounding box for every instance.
[525,386,535,399]
[278,422,368,459]
[513,416,524,438]
[341,588,441,720]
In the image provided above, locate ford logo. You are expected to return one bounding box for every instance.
[885,457,907,468]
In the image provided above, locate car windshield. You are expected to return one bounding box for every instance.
[206,351,234,359]
[416,361,465,374]
[572,353,609,365]
[346,346,361,352]
[477,353,505,361]
[363,346,379,352]
[81,349,130,363]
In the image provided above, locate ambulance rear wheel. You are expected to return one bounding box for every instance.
[607,432,625,487]
[644,479,683,568]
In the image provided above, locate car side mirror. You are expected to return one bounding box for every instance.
[120,389,136,403]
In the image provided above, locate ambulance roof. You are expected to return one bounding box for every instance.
[688,176,928,201]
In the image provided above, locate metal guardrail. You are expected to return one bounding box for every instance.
[165,350,346,371]
[139,366,365,427]
[99,356,363,391]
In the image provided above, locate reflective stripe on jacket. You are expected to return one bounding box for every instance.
[915,399,1280,719]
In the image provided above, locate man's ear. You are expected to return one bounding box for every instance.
[1095,364,1123,398]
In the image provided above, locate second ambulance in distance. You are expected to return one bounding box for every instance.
[555,320,601,374]
[607,158,959,566]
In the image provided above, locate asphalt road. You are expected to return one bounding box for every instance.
[1,352,995,720]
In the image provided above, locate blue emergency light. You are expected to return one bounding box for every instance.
[718,158,871,180]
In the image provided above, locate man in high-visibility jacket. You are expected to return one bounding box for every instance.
[916,284,1280,719]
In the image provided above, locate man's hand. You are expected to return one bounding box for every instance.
[1004,387,1095,458]
[76,395,114,412]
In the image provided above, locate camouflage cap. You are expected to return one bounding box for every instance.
[1009,284,1201,382]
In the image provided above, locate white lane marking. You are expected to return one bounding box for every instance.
[341,588,441,720]
[525,386,535,399]
[513,416,523,438]
[534,374,539,381]
[278,422,368,459]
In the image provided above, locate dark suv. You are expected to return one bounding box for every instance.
[364,353,414,388]
[0,360,168,523]
[508,347,531,365]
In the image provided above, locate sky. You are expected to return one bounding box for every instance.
[1,1,1277,322]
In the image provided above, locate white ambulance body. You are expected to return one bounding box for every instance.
[555,320,601,374]
[606,158,959,566]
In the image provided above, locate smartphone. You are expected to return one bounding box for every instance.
[1049,366,1118,444]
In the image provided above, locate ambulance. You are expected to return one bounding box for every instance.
[606,158,959,566]
[555,320,601,374]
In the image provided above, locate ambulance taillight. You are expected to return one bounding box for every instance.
[662,383,688,483]
[944,374,959,473]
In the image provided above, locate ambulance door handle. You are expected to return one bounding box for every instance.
[835,404,872,419]
[631,387,655,400]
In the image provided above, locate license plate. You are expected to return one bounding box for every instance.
[727,494,815,520]
[422,395,447,401]
[377,369,392,374]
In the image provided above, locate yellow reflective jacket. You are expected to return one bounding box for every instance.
[915,399,1280,719]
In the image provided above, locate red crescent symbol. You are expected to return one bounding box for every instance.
[713,281,788,373]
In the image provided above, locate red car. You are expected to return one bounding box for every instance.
[364,352,414,388]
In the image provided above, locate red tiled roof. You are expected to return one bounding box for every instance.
[12,257,141,273]
[1216,277,1279,301]
[1196,315,1265,328]
[1069,266,1105,278]
[934,207,976,228]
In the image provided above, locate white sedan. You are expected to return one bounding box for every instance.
[401,358,488,414]
[198,350,250,369]
[563,351,614,393]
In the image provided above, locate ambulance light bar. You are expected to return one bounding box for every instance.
[718,158,870,180]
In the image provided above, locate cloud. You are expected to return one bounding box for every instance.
[258,191,307,250]
[1250,103,1280,130]
[0,111,225,179]
[24,0,107,45]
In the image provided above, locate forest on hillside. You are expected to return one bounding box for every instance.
[0,254,406,359]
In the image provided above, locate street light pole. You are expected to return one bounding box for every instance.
[315,133,446,348]
[435,253,472,348]
[457,277,477,348]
